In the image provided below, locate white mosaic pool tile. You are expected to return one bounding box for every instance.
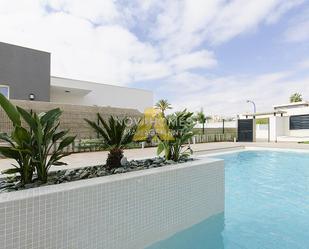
[0,158,224,249]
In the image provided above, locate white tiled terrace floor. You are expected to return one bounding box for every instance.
[1,142,309,173]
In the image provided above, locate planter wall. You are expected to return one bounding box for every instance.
[0,158,224,249]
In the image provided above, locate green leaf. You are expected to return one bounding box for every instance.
[157,142,165,155]
[41,108,62,125]
[0,93,21,126]
[52,130,69,143]
[58,136,75,150]
[12,126,31,145]
[52,161,67,166]
[85,118,110,142]
[0,146,20,159]
[2,168,20,174]
[33,113,43,146]
[0,133,15,146]
[16,106,37,129]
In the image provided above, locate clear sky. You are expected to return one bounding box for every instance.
[1,0,309,116]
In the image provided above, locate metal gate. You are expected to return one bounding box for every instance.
[237,119,253,142]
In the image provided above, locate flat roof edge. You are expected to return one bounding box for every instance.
[0,41,51,54]
[51,76,153,94]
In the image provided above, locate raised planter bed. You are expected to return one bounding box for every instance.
[0,157,194,192]
[0,157,224,249]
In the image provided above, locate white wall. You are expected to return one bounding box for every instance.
[276,116,288,136]
[0,158,224,249]
[240,105,309,141]
[276,107,309,137]
[268,116,289,142]
[50,76,153,112]
[256,124,268,140]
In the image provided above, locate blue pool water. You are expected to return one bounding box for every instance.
[147,150,309,249]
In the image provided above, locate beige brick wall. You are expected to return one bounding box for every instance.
[0,100,142,139]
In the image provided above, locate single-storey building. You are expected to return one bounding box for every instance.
[238,102,309,142]
[0,42,153,112]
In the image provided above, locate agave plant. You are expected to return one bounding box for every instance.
[85,114,136,169]
[157,109,195,161]
[0,93,75,184]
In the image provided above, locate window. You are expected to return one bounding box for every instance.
[290,115,309,130]
[0,85,10,99]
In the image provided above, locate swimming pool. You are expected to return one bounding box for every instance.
[147,150,309,249]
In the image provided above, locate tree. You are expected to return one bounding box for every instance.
[155,99,172,116]
[85,115,136,170]
[195,108,207,134]
[290,93,302,103]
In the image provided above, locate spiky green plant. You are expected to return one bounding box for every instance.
[157,109,195,161]
[0,130,34,185]
[18,107,76,183]
[85,114,136,169]
[0,93,75,184]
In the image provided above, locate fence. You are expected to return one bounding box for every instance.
[190,133,236,144]
[0,100,237,155]
[39,132,236,155]
[53,132,237,154]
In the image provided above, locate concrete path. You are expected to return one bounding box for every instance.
[1,142,309,173]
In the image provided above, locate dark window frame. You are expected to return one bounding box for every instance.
[290,114,309,130]
[0,84,10,99]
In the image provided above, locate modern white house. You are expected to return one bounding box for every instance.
[50,76,153,112]
[238,101,309,142]
[0,42,153,112]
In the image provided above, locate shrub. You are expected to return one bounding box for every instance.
[0,130,34,185]
[18,107,76,183]
[85,114,136,169]
[0,93,75,184]
[157,109,195,161]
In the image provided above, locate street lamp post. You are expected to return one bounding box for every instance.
[246,100,256,114]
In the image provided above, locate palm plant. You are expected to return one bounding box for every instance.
[157,110,195,161]
[85,114,136,169]
[155,99,172,116]
[290,93,302,103]
[195,108,207,134]
[0,93,75,184]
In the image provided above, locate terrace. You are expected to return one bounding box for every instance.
[1,2,309,247]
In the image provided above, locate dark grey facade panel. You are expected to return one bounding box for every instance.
[290,115,309,130]
[0,42,50,101]
[237,119,253,142]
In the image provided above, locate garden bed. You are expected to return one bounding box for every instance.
[0,157,194,192]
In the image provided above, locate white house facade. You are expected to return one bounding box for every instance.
[0,42,153,112]
[50,76,153,112]
[238,102,309,142]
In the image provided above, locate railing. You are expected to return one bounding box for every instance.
[190,133,236,144]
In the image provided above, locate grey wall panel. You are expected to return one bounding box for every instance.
[0,42,50,101]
